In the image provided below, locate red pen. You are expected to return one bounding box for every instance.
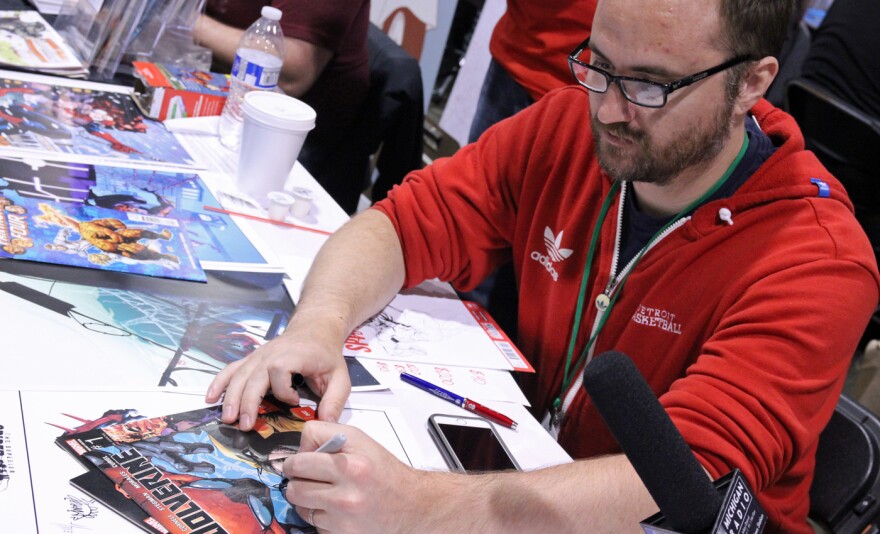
[400,372,518,429]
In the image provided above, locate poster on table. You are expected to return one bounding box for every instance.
[0,69,195,167]
[0,154,267,265]
[0,261,294,390]
[0,189,206,282]
[0,259,381,392]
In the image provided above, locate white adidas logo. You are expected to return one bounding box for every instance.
[530,227,573,281]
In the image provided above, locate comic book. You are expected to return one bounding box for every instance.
[57,399,319,534]
[0,154,266,264]
[0,69,196,167]
[0,189,206,282]
[0,11,87,75]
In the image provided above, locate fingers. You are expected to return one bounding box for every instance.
[205,358,243,404]
[267,364,303,407]
[224,361,270,430]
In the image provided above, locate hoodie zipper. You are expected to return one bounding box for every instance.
[559,182,691,418]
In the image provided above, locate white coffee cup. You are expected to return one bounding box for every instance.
[237,92,316,207]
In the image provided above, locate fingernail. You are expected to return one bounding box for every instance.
[240,413,252,429]
[222,404,235,421]
[205,386,215,400]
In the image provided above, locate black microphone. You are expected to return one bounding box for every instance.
[582,351,765,533]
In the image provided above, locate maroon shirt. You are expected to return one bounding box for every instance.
[206,0,370,144]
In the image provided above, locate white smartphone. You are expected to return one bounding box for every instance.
[428,413,521,472]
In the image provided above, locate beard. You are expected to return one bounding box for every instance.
[590,96,735,185]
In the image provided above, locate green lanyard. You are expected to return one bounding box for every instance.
[552,132,750,418]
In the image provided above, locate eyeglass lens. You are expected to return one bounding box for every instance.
[571,62,666,107]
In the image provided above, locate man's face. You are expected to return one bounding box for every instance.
[588,0,739,185]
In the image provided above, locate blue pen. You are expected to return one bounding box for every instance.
[400,372,518,429]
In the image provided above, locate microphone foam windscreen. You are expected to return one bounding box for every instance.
[583,351,723,532]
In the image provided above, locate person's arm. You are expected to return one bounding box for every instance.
[205,209,405,429]
[285,421,663,533]
[193,14,332,97]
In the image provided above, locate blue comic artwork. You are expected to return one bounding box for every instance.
[0,72,194,166]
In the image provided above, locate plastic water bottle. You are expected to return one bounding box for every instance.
[218,6,286,149]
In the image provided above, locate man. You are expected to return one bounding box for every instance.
[206,0,880,530]
[194,1,371,213]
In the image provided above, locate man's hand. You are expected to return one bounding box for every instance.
[282,421,425,533]
[205,322,351,430]
[205,209,405,432]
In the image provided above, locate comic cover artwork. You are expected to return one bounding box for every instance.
[0,71,195,166]
[0,190,206,282]
[0,261,293,389]
[59,399,318,534]
[0,11,85,71]
[0,155,266,264]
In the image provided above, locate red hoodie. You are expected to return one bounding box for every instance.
[489,0,598,100]
[374,86,880,532]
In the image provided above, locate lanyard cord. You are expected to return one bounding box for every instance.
[554,132,750,414]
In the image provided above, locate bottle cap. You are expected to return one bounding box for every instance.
[261,6,282,21]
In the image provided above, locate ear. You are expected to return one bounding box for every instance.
[734,56,779,114]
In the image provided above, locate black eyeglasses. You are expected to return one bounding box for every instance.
[567,37,756,108]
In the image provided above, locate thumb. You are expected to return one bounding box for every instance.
[299,420,341,452]
[316,367,351,423]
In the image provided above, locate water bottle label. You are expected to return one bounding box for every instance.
[231,53,281,89]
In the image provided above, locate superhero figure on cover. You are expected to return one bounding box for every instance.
[77,218,179,263]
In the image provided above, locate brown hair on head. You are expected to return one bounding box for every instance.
[717,0,796,59]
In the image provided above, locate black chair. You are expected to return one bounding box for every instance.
[784,78,880,262]
[356,23,424,204]
[809,394,880,532]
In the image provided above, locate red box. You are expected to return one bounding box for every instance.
[131,62,230,121]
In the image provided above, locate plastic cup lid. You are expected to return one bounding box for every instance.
[290,187,314,201]
[243,92,316,131]
[267,191,295,206]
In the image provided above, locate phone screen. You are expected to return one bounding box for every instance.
[435,421,518,472]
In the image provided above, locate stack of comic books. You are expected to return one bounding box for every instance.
[56,397,319,533]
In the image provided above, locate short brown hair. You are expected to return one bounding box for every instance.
[718,0,796,59]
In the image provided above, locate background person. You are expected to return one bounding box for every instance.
[194,0,371,214]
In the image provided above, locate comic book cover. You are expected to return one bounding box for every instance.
[0,154,266,264]
[0,189,206,281]
[58,399,319,534]
[0,11,86,73]
[0,69,195,166]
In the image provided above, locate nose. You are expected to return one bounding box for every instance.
[593,81,635,125]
